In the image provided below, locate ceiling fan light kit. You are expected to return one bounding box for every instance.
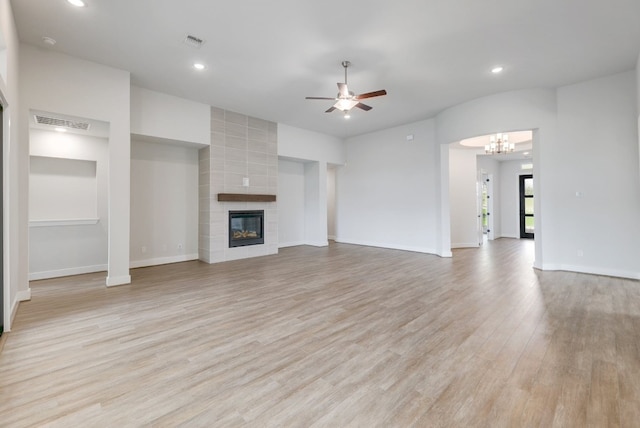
[305,60,387,117]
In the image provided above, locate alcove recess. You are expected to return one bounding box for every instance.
[217,193,276,202]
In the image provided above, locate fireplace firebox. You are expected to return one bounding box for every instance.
[229,210,264,247]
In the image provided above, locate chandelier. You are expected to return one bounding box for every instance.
[485,133,514,154]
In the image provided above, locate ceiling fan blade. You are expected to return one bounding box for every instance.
[354,103,372,111]
[355,89,387,100]
[337,82,349,98]
[325,106,337,113]
[305,96,337,100]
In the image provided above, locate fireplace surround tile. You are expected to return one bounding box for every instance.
[199,107,277,264]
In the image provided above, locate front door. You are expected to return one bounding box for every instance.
[519,174,534,239]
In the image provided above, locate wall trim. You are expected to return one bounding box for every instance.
[106,275,132,287]
[130,253,199,269]
[305,240,329,247]
[29,264,107,281]
[542,263,640,280]
[29,218,100,227]
[335,238,437,255]
[9,289,32,331]
[451,242,480,249]
[278,241,306,248]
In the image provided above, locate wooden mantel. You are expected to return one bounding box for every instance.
[217,193,276,202]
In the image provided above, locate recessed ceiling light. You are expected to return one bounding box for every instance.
[343,111,351,119]
[54,127,67,132]
[67,0,86,7]
[491,66,504,74]
[523,152,530,155]
[193,63,206,70]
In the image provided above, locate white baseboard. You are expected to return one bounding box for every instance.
[29,264,108,281]
[451,242,480,249]
[541,263,640,280]
[278,241,306,248]
[106,275,132,287]
[335,238,437,255]
[305,240,329,247]
[130,253,199,269]
[9,289,32,331]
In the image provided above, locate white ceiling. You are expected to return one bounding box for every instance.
[11,0,640,138]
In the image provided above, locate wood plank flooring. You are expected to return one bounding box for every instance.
[1,239,639,427]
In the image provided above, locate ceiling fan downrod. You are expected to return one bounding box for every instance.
[342,60,350,85]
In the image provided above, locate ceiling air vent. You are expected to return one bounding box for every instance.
[34,115,90,131]
[183,34,205,48]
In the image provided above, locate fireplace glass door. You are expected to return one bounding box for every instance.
[229,210,264,247]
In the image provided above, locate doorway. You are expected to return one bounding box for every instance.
[519,174,534,239]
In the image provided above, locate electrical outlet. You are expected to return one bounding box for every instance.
[141,246,147,254]
[177,243,183,250]
[577,249,584,257]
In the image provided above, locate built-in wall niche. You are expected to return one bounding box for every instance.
[29,156,98,225]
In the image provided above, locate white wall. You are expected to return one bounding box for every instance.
[277,159,305,247]
[1,0,23,330]
[29,130,108,279]
[637,52,640,181]
[20,44,131,287]
[449,148,480,248]
[130,139,199,267]
[304,160,327,246]
[130,86,210,147]
[337,119,439,253]
[549,71,640,278]
[278,124,344,164]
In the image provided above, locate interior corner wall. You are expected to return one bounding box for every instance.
[277,159,305,247]
[449,148,480,248]
[1,0,22,331]
[19,43,131,287]
[551,70,640,278]
[337,119,438,254]
[277,124,345,248]
[130,139,199,268]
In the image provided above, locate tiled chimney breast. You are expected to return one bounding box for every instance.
[199,107,278,263]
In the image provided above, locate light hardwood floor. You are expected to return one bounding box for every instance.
[1,239,639,427]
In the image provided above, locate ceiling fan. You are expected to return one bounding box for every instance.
[305,61,387,117]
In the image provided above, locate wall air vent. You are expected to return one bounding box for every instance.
[34,115,90,131]
[183,34,205,48]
